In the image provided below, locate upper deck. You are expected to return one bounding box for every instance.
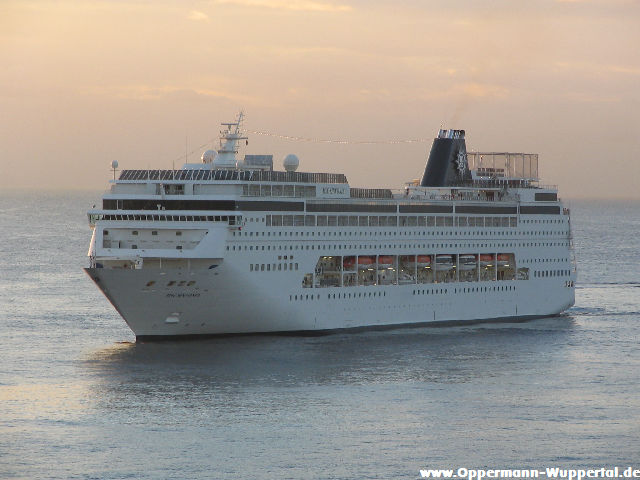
[108,166,554,203]
[97,119,559,212]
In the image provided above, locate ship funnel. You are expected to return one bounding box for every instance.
[420,129,471,187]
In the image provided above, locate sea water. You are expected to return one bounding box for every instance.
[1,192,639,479]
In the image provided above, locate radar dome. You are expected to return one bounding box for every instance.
[111,160,119,170]
[201,149,216,164]
[283,154,299,172]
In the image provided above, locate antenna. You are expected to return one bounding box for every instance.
[110,160,119,181]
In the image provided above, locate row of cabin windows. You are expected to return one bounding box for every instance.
[250,263,299,272]
[265,215,518,228]
[235,230,569,240]
[227,241,570,252]
[94,213,564,228]
[105,230,181,236]
[289,291,388,301]
[290,286,529,298]
[521,258,570,264]
[131,245,183,250]
[412,285,517,294]
[535,270,571,277]
[249,215,567,226]
[522,218,566,224]
[129,231,180,236]
[97,214,241,223]
[290,294,321,301]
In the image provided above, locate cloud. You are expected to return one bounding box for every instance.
[562,91,622,103]
[457,82,509,99]
[412,82,510,102]
[213,0,352,12]
[81,84,268,105]
[606,65,640,76]
[555,61,640,76]
[187,10,210,22]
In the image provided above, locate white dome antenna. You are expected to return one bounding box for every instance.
[283,154,299,172]
[201,149,216,164]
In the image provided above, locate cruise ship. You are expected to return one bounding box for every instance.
[85,113,576,340]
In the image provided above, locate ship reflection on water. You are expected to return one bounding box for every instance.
[84,317,574,402]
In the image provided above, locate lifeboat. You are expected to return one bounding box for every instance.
[400,255,415,266]
[436,254,454,270]
[358,256,374,269]
[377,255,394,268]
[459,254,477,270]
[479,254,494,266]
[416,255,431,268]
[343,256,356,270]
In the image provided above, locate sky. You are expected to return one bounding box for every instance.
[1,0,639,199]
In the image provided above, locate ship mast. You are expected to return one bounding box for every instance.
[215,111,248,169]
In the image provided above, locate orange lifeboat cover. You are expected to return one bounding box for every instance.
[343,257,356,268]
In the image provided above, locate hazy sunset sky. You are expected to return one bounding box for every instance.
[1,0,639,198]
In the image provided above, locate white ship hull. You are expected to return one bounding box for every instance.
[85,121,577,340]
[85,244,575,339]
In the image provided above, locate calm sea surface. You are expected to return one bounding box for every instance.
[1,192,639,479]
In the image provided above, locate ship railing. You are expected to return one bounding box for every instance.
[350,188,393,199]
[467,151,539,180]
[394,189,520,203]
[241,184,317,198]
[116,169,348,184]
